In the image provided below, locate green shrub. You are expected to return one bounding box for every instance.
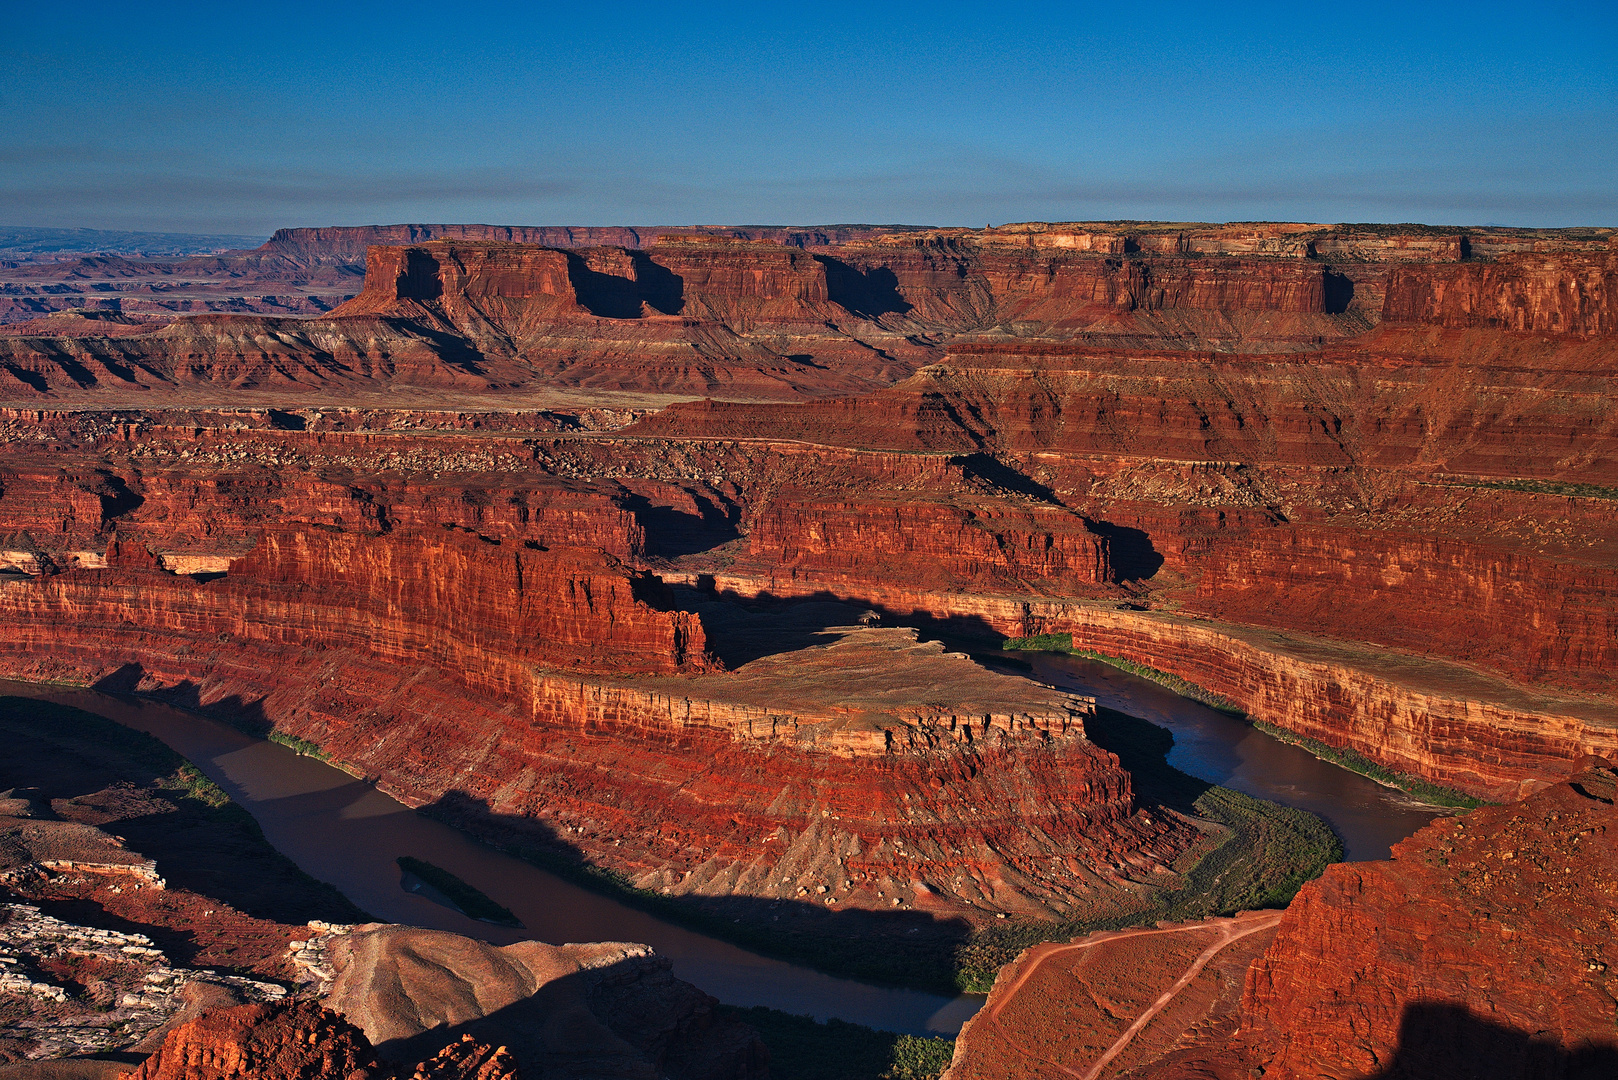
[719,1006,953,1080]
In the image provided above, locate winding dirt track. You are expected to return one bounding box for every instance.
[979,910,1284,1080]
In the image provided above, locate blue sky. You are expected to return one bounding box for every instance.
[2,1,1614,232]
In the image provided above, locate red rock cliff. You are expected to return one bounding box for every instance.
[1383,252,1618,334]
[1225,758,1618,1079]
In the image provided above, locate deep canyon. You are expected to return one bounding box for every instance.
[0,219,1612,1078]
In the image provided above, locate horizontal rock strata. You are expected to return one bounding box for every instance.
[0,532,1190,920]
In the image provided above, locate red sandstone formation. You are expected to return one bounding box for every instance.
[0,536,1192,921]
[942,912,1283,1080]
[122,1002,377,1080]
[943,759,1618,1080]
[1,305,1615,802]
[7,221,1612,400]
[119,1001,525,1080]
[620,298,1618,794]
[1137,758,1618,1079]
[1383,252,1617,334]
[123,928,766,1080]
[0,219,1613,945]
[253,222,913,265]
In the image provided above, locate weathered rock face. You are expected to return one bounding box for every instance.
[15,223,1611,399]
[0,412,652,564]
[941,912,1283,1080]
[0,526,1188,924]
[0,313,505,399]
[1,372,1614,803]
[746,492,1111,594]
[335,242,585,328]
[255,222,912,265]
[1383,252,1618,335]
[941,763,1618,1080]
[120,1000,522,1080]
[124,923,771,1080]
[230,527,713,677]
[0,221,1615,935]
[634,330,1618,486]
[0,525,710,685]
[1209,759,1618,1079]
[123,1002,376,1080]
[620,316,1618,795]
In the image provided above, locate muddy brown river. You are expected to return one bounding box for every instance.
[4,663,1438,1034]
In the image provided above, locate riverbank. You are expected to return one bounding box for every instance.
[420,700,1338,995]
[16,675,1340,1000]
[34,674,1342,997]
[1004,634,1486,809]
[951,706,1339,991]
[1,680,984,1035]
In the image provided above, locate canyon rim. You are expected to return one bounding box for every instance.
[0,216,1611,1079]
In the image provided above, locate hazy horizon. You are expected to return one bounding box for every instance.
[4,2,1614,234]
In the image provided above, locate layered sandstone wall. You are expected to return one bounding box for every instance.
[3,396,1610,800]
[334,242,585,329]
[256,223,910,263]
[0,527,710,685]
[945,762,1618,1080]
[746,493,1111,593]
[0,526,1186,919]
[0,416,653,561]
[627,330,1618,698]
[666,571,1613,802]
[1383,252,1618,334]
[1190,523,1618,689]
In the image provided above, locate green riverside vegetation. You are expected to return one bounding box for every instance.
[1005,633,1246,714]
[0,696,372,925]
[396,855,522,927]
[430,690,1342,994]
[267,730,332,760]
[720,1007,954,1080]
[1003,632,1484,809]
[1247,720,1483,809]
[951,705,1341,992]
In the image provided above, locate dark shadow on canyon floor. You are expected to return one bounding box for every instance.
[79,666,982,989]
[954,453,1058,502]
[0,693,369,969]
[364,949,766,1079]
[1084,518,1165,582]
[693,586,1006,653]
[632,251,684,315]
[1364,1002,1618,1080]
[1323,269,1355,314]
[624,491,742,558]
[418,787,977,993]
[1080,705,1213,816]
[77,646,1330,998]
[564,252,642,318]
[672,590,885,669]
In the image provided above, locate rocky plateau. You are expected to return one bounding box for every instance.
[0,218,1614,1077]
